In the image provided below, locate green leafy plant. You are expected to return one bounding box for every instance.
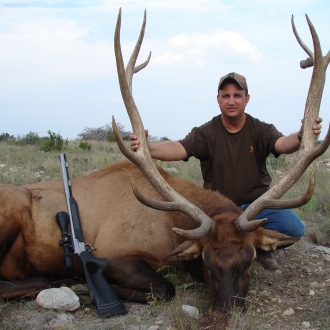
[107,134,117,142]
[79,141,92,151]
[40,130,64,152]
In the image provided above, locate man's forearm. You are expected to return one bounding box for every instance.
[275,133,301,154]
[149,141,187,161]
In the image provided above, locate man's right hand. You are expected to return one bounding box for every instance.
[130,130,149,152]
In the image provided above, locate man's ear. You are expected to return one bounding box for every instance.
[216,93,221,105]
[251,227,300,252]
[162,240,202,262]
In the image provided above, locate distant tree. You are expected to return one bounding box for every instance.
[0,132,14,141]
[77,123,131,141]
[13,131,41,145]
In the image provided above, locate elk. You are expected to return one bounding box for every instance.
[0,10,329,314]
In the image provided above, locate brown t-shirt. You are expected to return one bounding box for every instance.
[179,114,283,205]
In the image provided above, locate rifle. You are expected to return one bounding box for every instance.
[56,153,127,318]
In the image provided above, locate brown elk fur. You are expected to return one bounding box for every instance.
[0,160,297,312]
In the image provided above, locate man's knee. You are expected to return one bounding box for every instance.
[260,209,305,238]
[289,219,305,238]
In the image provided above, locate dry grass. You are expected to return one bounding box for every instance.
[0,141,330,329]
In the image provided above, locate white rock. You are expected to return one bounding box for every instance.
[309,290,315,296]
[182,304,199,319]
[282,307,295,316]
[314,246,330,255]
[148,326,159,330]
[302,321,311,328]
[0,164,5,168]
[36,287,80,311]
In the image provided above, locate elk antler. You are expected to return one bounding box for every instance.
[236,15,330,232]
[112,8,214,240]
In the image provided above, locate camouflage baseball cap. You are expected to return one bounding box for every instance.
[218,72,248,92]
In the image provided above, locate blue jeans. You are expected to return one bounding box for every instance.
[238,205,305,238]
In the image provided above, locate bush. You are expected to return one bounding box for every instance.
[10,132,41,146]
[77,123,131,141]
[20,131,41,145]
[79,141,92,151]
[107,134,116,142]
[40,130,65,152]
[0,132,14,142]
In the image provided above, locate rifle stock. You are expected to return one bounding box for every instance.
[57,153,127,317]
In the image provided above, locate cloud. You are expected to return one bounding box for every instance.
[153,30,263,67]
[97,0,228,13]
[0,16,114,87]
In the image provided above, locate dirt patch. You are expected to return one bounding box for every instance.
[1,239,329,330]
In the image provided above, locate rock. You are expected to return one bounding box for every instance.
[314,246,330,255]
[182,304,199,319]
[78,294,92,305]
[302,321,311,328]
[309,290,315,296]
[148,326,160,330]
[282,307,295,316]
[71,284,89,295]
[36,287,80,311]
[0,164,5,168]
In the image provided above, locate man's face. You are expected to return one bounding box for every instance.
[217,82,250,119]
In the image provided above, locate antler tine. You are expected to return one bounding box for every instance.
[291,15,314,68]
[113,9,214,240]
[302,14,327,150]
[125,10,151,94]
[134,52,151,74]
[130,177,213,240]
[247,167,314,211]
[236,15,330,232]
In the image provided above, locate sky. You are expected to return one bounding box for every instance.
[0,0,329,141]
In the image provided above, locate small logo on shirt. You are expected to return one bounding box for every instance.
[250,146,254,153]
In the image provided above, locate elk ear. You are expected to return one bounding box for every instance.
[251,227,300,252]
[162,241,202,262]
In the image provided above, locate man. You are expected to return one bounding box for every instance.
[130,72,322,270]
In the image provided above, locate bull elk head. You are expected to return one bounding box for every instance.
[112,9,329,237]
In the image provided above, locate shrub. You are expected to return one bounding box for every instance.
[10,132,41,146]
[79,141,92,151]
[0,132,14,141]
[40,130,65,152]
[77,123,131,141]
[107,134,116,142]
[20,131,41,145]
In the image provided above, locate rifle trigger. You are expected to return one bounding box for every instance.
[85,243,97,252]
